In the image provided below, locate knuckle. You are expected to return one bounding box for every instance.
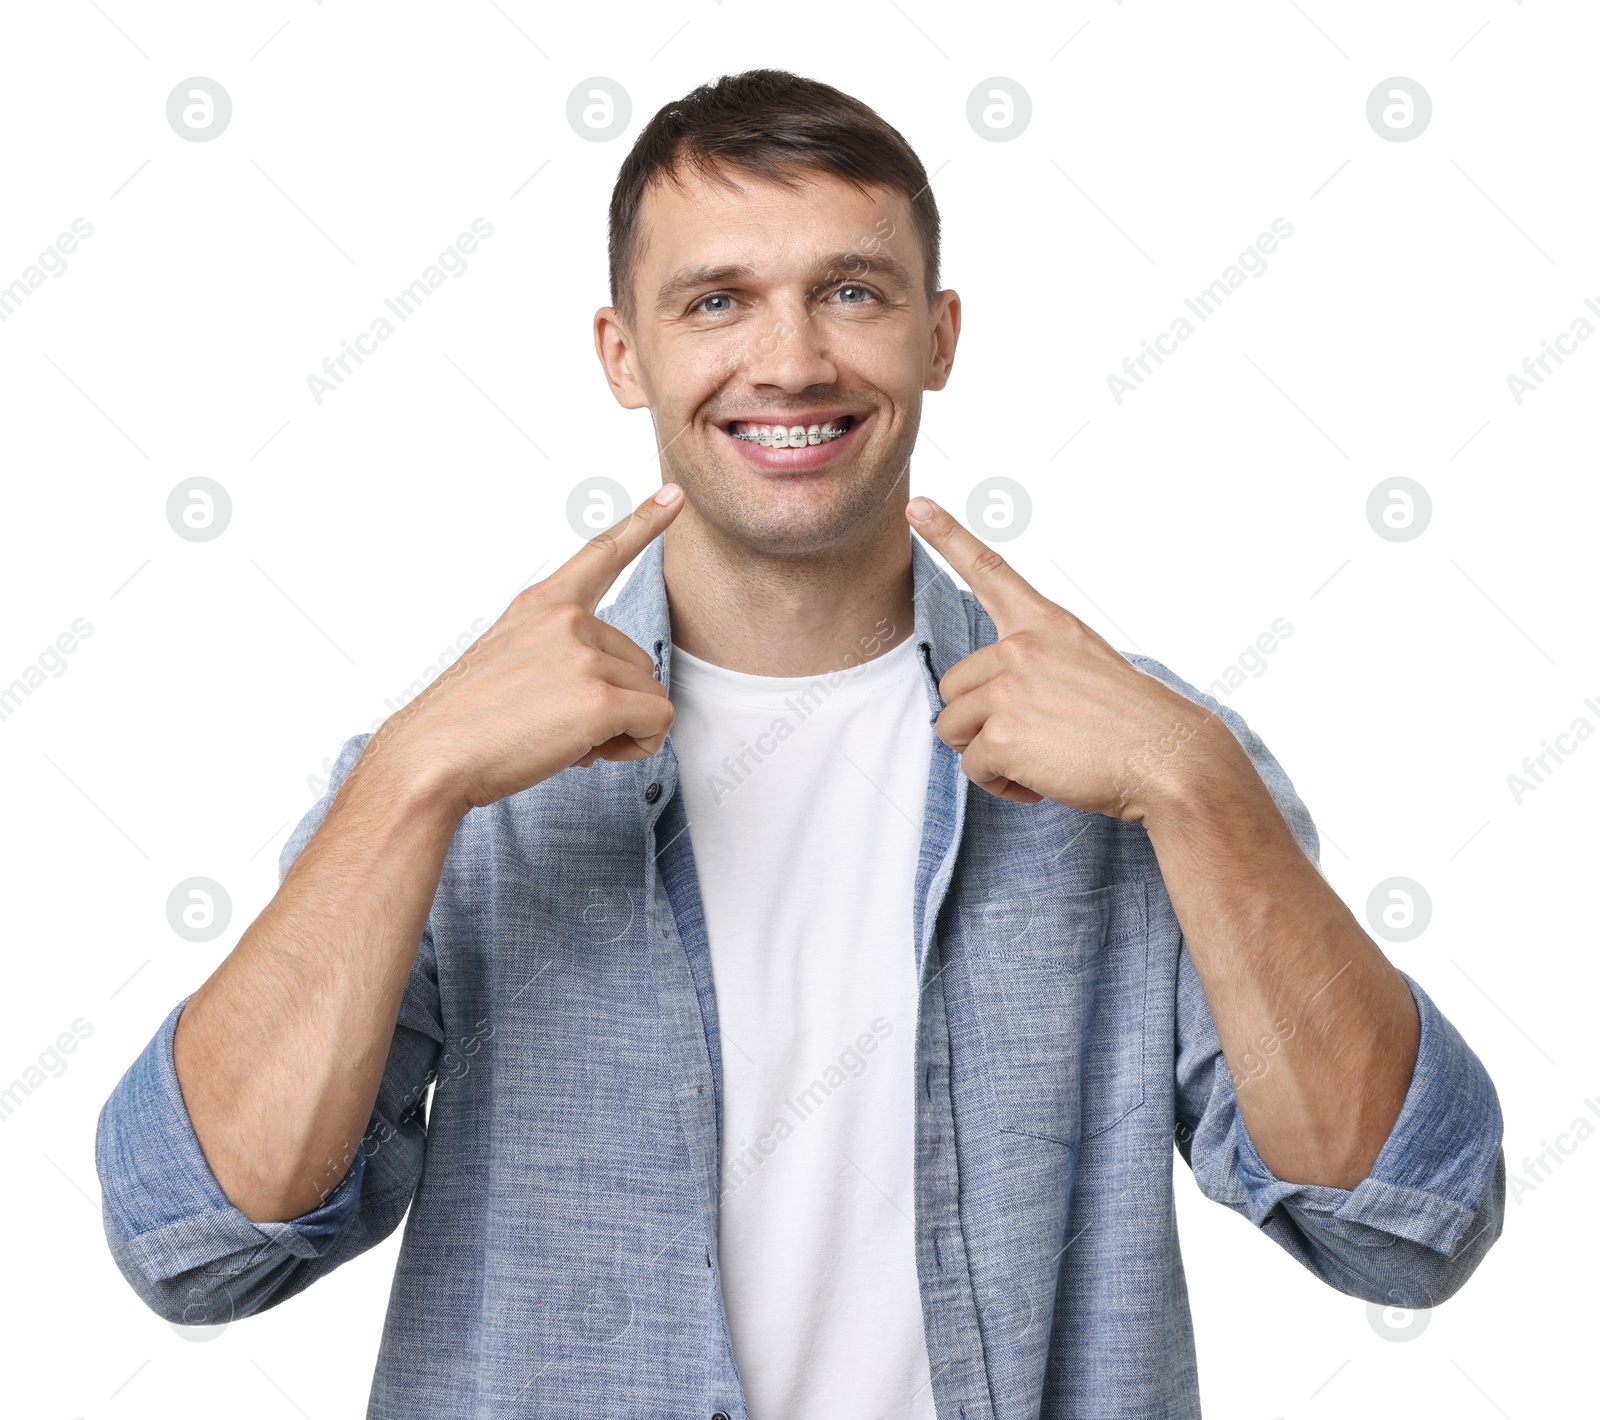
[970,547,1009,582]
[985,717,1017,748]
[576,678,617,723]
[543,601,588,635]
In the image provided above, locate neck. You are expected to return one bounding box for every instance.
[660,509,916,677]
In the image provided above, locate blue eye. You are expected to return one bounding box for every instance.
[835,284,873,304]
[696,293,734,314]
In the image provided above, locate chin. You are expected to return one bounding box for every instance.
[719,499,893,561]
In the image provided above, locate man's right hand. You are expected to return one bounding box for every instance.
[373,482,685,816]
[165,484,687,1225]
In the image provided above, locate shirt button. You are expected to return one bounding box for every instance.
[712,1412,731,1420]
[644,781,662,803]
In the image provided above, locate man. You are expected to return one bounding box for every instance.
[97,70,1505,1419]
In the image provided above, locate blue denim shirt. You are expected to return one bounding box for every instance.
[96,532,1505,1419]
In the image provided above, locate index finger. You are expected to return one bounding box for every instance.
[543,483,685,611]
[905,495,1050,634]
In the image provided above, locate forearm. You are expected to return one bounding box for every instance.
[1140,718,1420,1190]
[173,745,463,1223]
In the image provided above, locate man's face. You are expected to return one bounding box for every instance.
[595,164,959,558]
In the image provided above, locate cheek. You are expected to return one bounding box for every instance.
[643,332,738,406]
[836,323,918,384]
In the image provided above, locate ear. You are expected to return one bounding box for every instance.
[594,307,651,410]
[923,289,961,393]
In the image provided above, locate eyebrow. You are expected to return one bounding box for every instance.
[653,250,915,312]
[654,264,751,312]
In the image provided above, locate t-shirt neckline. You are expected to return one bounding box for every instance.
[668,633,920,705]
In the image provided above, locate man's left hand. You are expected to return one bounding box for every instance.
[906,495,1235,820]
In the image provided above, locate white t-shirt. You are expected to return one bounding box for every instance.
[667,632,938,1420]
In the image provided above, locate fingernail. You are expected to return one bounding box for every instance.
[907,496,933,521]
[653,483,682,506]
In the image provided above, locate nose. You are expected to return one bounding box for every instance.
[735,296,838,391]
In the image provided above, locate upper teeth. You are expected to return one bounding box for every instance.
[730,421,850,447]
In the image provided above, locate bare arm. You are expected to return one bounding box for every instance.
[173,485,686,1223]
[172,753,463,1222]
[1139,719,1419,1190]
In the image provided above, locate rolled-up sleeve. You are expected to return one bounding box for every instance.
[94,732,444,1324]
[1130,654,1506,1307]
[1175,954,1505,1306]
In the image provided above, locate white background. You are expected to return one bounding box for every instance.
[2,1,1593,1416]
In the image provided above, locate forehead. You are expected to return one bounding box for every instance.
[633,163,918,296]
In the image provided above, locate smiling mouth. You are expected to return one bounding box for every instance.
[723,415,858,448]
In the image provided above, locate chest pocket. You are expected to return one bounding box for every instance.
[959,878,1151,1148]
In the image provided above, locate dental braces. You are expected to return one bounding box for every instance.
[729,423,851,445]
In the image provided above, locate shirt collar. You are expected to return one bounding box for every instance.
[601,531,977,726]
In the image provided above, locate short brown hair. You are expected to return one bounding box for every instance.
[608,69,941,324]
